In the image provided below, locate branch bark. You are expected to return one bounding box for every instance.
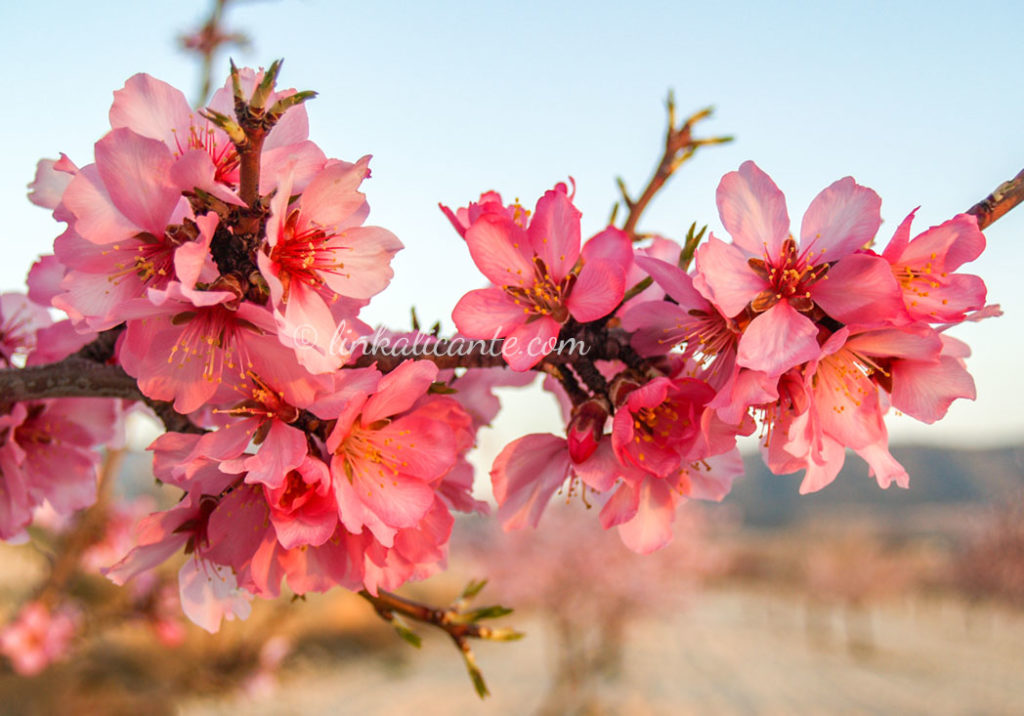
[967,168,1024,230]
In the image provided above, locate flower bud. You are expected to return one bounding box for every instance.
[567,397,610,464]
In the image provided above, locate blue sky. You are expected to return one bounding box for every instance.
[1,0,1021,450]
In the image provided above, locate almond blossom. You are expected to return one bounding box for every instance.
[452,183,632,369]
[694,161,907,376]
[258,157,402,372]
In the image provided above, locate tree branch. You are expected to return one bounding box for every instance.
[618,94,733,241]
[359,584,521,698]
[966,167,1024,230]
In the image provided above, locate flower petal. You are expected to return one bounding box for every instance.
[716,161,790,257]
[736,302,820,376]
[799,177,882,260]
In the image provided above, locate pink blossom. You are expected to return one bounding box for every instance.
[0,602,79,676]
[599,451,744,554]
[322,361,463,546]
[881,210,987,322]
[258,157,401,371]
[117,281,317,414]
[695,161,906,376]
[440,190,529,238]
[0,398,119,540]
[611,376,728,477]
[452,184,632,369]
[109,71,325,202]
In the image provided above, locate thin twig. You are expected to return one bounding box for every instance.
[618,93,733,241]
[359,586,521,698]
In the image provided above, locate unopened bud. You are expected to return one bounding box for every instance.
[567,398,609,463]
[609,374,642,408]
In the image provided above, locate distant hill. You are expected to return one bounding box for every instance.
[720,444,1024,529]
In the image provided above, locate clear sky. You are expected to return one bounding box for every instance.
[1,0,1021,451]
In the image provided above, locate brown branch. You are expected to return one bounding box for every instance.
[0,352,204,434]
[618,93,733,241]
[966,167,1024,230]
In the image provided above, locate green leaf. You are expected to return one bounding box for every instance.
[462,605,513,622]
[459,578,488,601]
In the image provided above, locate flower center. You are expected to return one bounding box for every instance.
[748,237,830,313]
[503,256,575,323]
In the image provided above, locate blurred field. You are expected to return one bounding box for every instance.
[177,586,1024,715]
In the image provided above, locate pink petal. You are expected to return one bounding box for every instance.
[582,227,632,268]
[169,150,247,207]
[881,209,918,262]
[318,226,403,300]
[844,324,942,361]
[716,161,790,257]
[599,480,640,528]
[736,302,820,376]
[693,236,767,317]
[855,439,908,489]
[259,140,327,196]
[634,255,708,308]
[490,434,571,530]
[465,214,535,288]
[243,421,309,489]
[452,287,524,339]
[109,73,193,146]
[616,477,677,554]
[94,129,180,236]
[799,177,882,260]
[502,317,561,370]
[61,166,139,244]
[906,273,987,323]
[27,158,74,210]
[528,187,581,282]
[178,559,252,634]
[679,450,744,501]
[26,255,65,306]
[361,360,439,424]
[798,436,846,494]
[299,156,371,229]
[898,213,985,272]
[812,253,908,326]
[620,300,692,355]
[572,441,624,492]
[891,355,975,423]
[567,258,624,322]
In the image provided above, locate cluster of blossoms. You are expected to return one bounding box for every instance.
[9,66,505,633]
[0,64,997,642]
[447,162,994,553]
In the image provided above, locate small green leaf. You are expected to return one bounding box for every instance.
[485,627,525,642]
[268,91,318,121]
[459,578,488,601]
[392,615,422,648]
[250,59,284,111]
[462,605,513,621]
[462,647,490,699]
